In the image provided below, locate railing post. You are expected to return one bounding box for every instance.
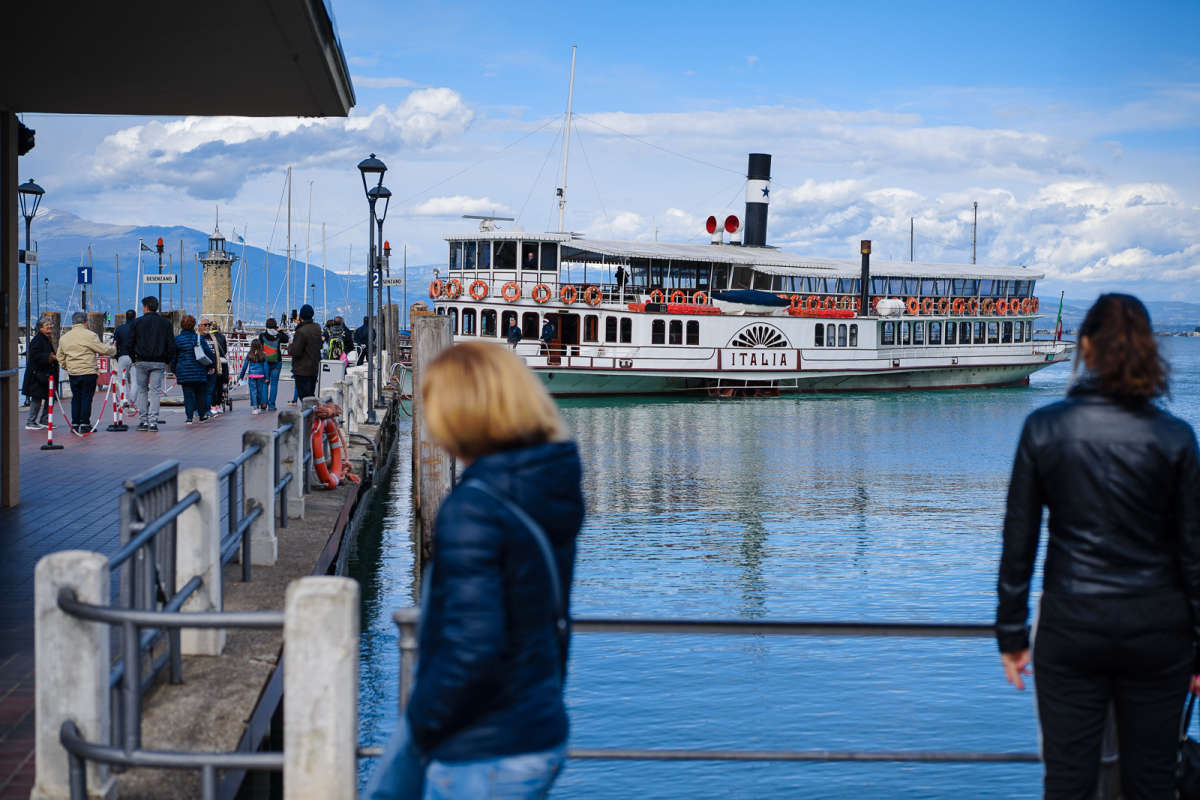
[300,398,318,496]
[284,577,359,800]
[242,430,278,565]
[176,467,225,656]
[32,552,115,800]
[277,410,306,518]
[393,607,420,714]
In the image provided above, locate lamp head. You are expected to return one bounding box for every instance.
[17,178,45,219]
[368,184,392,223]
[357,153,387,196]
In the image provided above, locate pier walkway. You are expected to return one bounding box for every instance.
[0,391,282,799]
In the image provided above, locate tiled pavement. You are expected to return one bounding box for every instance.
[0,387,292,798]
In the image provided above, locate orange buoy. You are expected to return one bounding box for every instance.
[693,291,709,305]
[649,289,666,304]
[906,297,919,315]
[807,295,820,311]
[311,421,339,489]
[429,279,444,299]
[669,289,686,304]
[502,282,521,302]
[469,280,489,300]
[445,279,462,299]
[982,298,996,314]
[996,298,1009,315]
[936,298,950,314]
[532,283,552,303]
[921,297,934,315]
[584,286,603,306]
[560,285,578,304]
[789,295,803,312]
[952,298,966,314]
[967,298,979,314]
[1032,297,1040,313]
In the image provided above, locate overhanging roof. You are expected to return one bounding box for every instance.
[2,0,354,116]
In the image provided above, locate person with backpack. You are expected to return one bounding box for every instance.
[258,318,289,411]
[288,304,323,400]
[237,339,269,414]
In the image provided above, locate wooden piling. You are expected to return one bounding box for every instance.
[85,311,105,340]
[410,314,453,566]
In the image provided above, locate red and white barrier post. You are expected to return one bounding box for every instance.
[41,375,64,451]
[106,372,128,431]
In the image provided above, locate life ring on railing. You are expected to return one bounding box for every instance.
[936,298,950,314]
[921,298,934,315]
[502,282,521,302]
[445,279,462,299]
[807,295,820,311]
[996,298,1009,315]
[981,298,996,314]
[967,298,979,314]
[311,419,341,489]
[789,295,803,312]
[469,280,489,301]
[906,297,920,315]
[852,297,862,313]
[560,285,577,304]
[693,291,709,305]
[532,283,552,303]
[429,279,444,299]
[1032,297,1040,313]
[1011,299,1023,315]
[822,296,835,310]
[584,286,603,306]
[1021,298,1033,314]
[952,298,966,314]
[838,296,852,311]
[871,296,882,312]
[669,290,687,305]
[649,289,666,304]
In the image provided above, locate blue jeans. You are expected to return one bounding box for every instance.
[205,373,216,409]
[365,721,565,800]
[248,377,266,408]
[266,361,283,409]
[181,382,206,421]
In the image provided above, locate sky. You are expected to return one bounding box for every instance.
[16,0,1200,301]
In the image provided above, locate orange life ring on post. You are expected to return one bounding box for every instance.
[936,298,950,314]
[996,298,1009,315]
[560,285,577,304]
[584,286,603,306]
[906,297,919,315]
[445,279,462,299]
[532,284,552,303]
[469,280,489,300]
[981,298,996,314]
[649,289,666,304]
[429,279,444,299]
[693,291,709,305]
[967,298,979,314]
[502,282,521,302]
[311,420,339,489]
[952,298,966,314]
[807,295,820,311]
[669,290,687,304]
[921,298,934,315]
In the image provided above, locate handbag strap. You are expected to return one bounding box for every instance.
[1184,693,1197,742]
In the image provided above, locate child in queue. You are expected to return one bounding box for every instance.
[238,339,269,414]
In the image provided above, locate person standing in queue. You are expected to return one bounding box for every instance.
[288,304,323,401]
[365,342,583,800]
[172,315,214,425]
[258,318,288,411]
[113,309,137,410]
[128,295,176,432]
[997,293,1200,799]
[22,317,55,429]
[56,311,116,433]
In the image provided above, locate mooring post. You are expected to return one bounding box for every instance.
[393,607,420,714]
[284,577,359,800]
[175,467,225,655]
[278,409,306,517]
[410,314,453,564]
[243,429,278,565]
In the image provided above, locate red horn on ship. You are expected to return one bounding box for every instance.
[705,216,717,234]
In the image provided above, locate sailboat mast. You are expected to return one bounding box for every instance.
[305,180,312,308]
[557,45,577,233]
[321,222,327,322]
[286,166,292,319]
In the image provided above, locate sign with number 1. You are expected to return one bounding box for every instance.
[77,266,93,285]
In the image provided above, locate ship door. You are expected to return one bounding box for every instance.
[558,312,580,356]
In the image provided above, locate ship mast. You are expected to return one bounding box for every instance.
[556,45,577,233]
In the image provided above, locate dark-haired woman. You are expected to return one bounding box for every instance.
[997,293,1200,798]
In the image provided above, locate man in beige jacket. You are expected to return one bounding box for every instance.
[56,312,116,433]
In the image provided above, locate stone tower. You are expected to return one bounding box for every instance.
[200,226,238,331]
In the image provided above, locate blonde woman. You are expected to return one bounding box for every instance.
[368,342,584,800]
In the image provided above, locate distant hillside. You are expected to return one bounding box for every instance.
[1042,297,1200,333]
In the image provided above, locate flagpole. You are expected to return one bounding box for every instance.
[135,238,143,308]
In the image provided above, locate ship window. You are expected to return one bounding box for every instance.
[871,277,888,295]
[620,317,632,343]
[986,322,999,344]
[1014,321,1024,343]
[929,321,942,345]
[913,321,925,345]
[951,279,966,296]
[826,323,836,347]
[900,321,911,345]
[732,267,753,290]
[522,312,540,339]
[686,320,700,345]
[946,321,958,344]
[902,278,918,295]
[650,259,667,287]
[461,308,477,335]
[696,266,711,290]
[836,278,853,294]
[1015,280,1030,297]
[521,242,538,271]
[478,241,492,269]
[652,319,665,344]
[668,320,682,345]
[447,307,458,334]
[771,276,784,291]
[494,241,516,270]
[880,322,895,346]
[449,242,462,271]
[1025,321,1033,341]
[584,315,599,342]
[671,265,698,289]
[935,279,950,296]
[464,241,477,270]
[960,322,971,344]
[1002,321,1013,343]
[631,264,648,287]
[979,279,995,296]
[838,324,848,347]
[974,321,986,343]
[997,280,1011,297]
[888,277,904,295]
[502,311,518,339]
[753,272,772,290]
[540,243,558,271]
[712,264,729,290]
[920,279,937,296]
[605,316,617,342]
[963,279,979,296]
[814,324,824,347]
[481,309,497,337]
[849,324,858,347]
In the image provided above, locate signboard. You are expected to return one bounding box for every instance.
[77,266,93,285]
[18,249,37,265]
[370,268,382,289]
[720,348,796,370]
[96,357,110,373]
[143,274,177,284]
[382,277,404,286]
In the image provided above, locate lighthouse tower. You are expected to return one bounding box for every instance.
[200,226,238,331]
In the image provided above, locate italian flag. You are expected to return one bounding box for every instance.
[1055,292,1065,341]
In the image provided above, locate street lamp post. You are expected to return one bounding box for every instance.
[156,237,164,304]
[383,240,393,352]
[368,184,391,409]
[18,179,45,345]
[357,153,386,425]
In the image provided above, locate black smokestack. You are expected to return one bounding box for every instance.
[743,153,771,247]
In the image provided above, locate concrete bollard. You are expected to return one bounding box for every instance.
[242,430,278,565]
[283,577,359,800]
[32,551,115,800]
[278,409,307,516]
[175,468,225,656]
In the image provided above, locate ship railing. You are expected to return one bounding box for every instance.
[1033,340,1072,356]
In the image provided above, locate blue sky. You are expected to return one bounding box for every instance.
[18,0,1200,300]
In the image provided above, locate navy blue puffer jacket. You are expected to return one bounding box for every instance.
[406,440,584,762]
[172,331,214,384]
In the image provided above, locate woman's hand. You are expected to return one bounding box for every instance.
[1001,650,1031,690]
[1190,675,1200,696]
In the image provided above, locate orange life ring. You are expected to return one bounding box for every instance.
[789,295,803,311]
[921,298,934,315]
[906,297,919,315]
[445,279,462,299]
[584,286,603,306]
[822,296,835,310]
[311,420,340,489]
[1032,297,1040,313]
[560,285,577,304]
[1011,299,1022,315]
[839,296,852,311]
[429,279,444,299]
[669,290,687,304]
[936,298,950,314]
[693,291,709,305]
[649,289,666,304]
[981,298,996,314]
[996,298,1009,315]
[469,280,489,300]
[871,296,882,312]
[807,295,820,311]
[502,282,521,302]
[1023,298,1033,313]
[952,298,966,314]
[967,298,979,314]
[852,297,862,312]
[532,283,552,304]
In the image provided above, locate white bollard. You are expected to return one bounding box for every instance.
[283,577,359,800]
[31,551,115,800]
[175,468,225,656]
[242,430,278,565]
[278,410,306,518]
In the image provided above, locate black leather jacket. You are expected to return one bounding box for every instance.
[996,377,1200,654]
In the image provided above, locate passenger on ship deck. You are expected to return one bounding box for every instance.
[365,341,583,800]
[540,318,555,356]
[997,293,1200,799]
[506,321,522,349]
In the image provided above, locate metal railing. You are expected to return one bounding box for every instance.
[216,444,261,579]
[300,405,315,495]
[272,423,293,526]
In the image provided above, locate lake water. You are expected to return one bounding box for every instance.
[352,337,1200,798]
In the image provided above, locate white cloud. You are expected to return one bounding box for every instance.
[411,195,512,216]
